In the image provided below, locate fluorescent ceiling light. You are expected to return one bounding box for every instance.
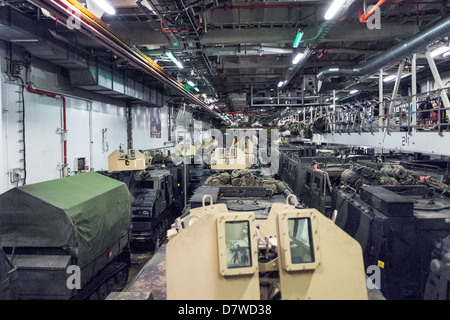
[166,51,184,69]
[292,52,305,65]
[92,0,116,15]
[194,87,200,92]
[430,46,450,57]
[187,81,195,86]
[278,81,284,87]
[324,0,346,20]
[293,31,304,48]
[350,89,359,94]
[383,74,397,82]
[165,51,176,61]
[175,61,183,69]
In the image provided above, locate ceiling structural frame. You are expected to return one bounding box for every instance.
[0,0,447,127]
[136,0,227,96]
[27,0,223,121]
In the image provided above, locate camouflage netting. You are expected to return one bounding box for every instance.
[340,164,421,192]
[280,121,313,139]
[204,169,286,194]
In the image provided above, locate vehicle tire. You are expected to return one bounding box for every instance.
[89,292,99,300]
[107,277,116,293]
[115,269,128,287]
[97,283,109,300]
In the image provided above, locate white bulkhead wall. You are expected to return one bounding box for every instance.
[132,105,170,150]
[0,42,172,194]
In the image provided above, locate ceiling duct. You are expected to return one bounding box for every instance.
[0,6,44,43]
[0,6,163,106]
[30,0,221,120]
[317,15,450,84]
[0,7,87,70]
[69,60,164,106]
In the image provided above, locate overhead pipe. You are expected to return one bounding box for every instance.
[32,0,221,120]
[317,15,450,82]
[27,82,68,177]
[359,0,386,22]
[217,3,321,10]
[160,15,201,33]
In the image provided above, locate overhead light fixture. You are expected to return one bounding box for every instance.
[187,81,195,86]
[92,0,116,15]
[278,81,284,87]
[194,87,200,92]
[350,89,359,94]
[175,61,184,69]
[293,30,304,48]
[430,46,450,57]
[165,51,183,69]
[292,52,305,65]
[324,0,346,20]
[444,51,450,58]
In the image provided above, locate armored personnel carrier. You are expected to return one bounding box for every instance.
[0,237,19,300]
[100,149,196,249]
[424,235,450,300]
[0,172,132,300]
[120,183,373,300]
[334,181,450,299]
[165,194,368,300]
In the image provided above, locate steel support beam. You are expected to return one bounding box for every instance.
[411,53,417,130]
[379,68,384,131]
[425,49,450,134]
[386,59,405,132]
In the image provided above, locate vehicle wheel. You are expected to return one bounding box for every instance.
[97,283,109,300]
[115,269,128,287]
[107,277,116,293]
[89,292,99,300]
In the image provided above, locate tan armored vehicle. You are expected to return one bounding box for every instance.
[166,194,368,300]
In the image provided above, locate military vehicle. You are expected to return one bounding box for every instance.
[424,235,450,300]
[210,137,256,171]
[278,145,348,215]
[276,144,450,299]
[100,148,198,249]
[335,184,450,300]
[117,173,376,300]
[0,237,19,300]
[165,194,368,300]
[0,172,132,300]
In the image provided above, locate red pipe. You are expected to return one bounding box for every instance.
[359,0,386,22]
[219,4,316,10]
[160,15,201,33]
[160,20,187,33]
[61,96,67,167]
[35,0,217,119]
[27,82,68,169]
[215,61,226,76]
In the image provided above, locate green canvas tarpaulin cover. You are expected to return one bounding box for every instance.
[0,172,132,267]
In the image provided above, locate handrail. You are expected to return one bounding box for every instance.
[280,87,450,137]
